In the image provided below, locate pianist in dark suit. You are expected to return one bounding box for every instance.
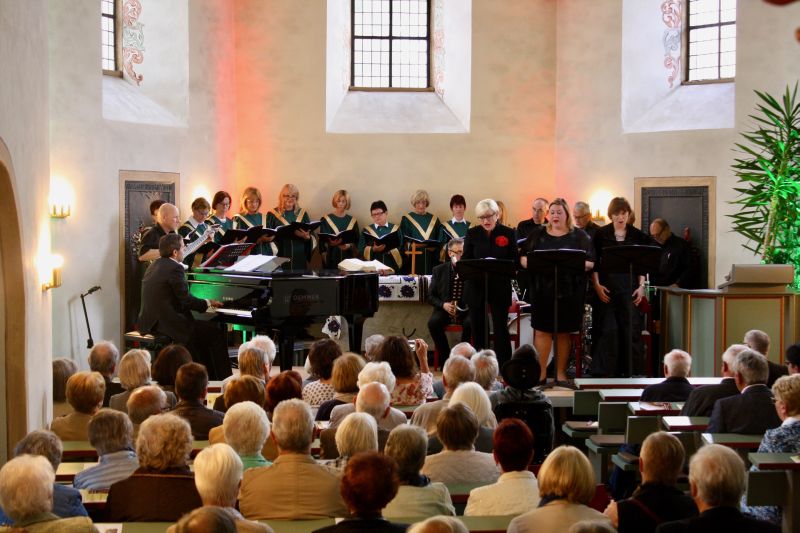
[681,344,747,417]
[427,238,471,365]
[707,349,781,434]
[138,233,232,380]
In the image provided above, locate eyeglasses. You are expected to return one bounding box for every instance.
[449,250,464,256]
[574,213,590,220]
[282,194,297,199]
[477,214,496,220]
[371,211,386,217]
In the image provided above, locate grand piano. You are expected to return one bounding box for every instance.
[188,269,379,371]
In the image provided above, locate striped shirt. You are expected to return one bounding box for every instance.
[73,449,139,491]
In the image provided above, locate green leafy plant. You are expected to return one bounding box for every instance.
[729,84,800,289]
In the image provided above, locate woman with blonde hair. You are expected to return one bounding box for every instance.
[507,445,610,532]
[400,189,443,275]
[267,183,314,270]
[49,371,106,441]
[233,186,276,255]
[110,349,176,413]
[320,189,360,269]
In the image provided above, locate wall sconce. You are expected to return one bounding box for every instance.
[50,203,71,218]
[49,176,74,219]
[42,254,63,291]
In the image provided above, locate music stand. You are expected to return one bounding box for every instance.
[526,249,587,384]
[200,243,255,269]
[456,259,517,351]
[599,245,661,376]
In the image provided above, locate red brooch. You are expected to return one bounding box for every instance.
[495,235,509,247]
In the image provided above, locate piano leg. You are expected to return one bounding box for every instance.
[279,334,295,373]
[348,314,366,354]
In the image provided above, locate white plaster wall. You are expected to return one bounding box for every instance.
[0,0,53,430]
[325,0,350,129]
[440,0,471,130]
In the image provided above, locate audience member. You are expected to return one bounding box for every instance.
[411,355,475,434]
[151,344,193,395]
[428,382,496,454]
[682,344,747,417]
[744,329,788,387]
[321,382,393,457]
[249,334,277,368]
[655,444,779,532]
[785,343,799,375]
[239,399,347,519]
[375,336,433,405]
[0,430,88,521]
[126,384,168,436]
[171,362,224,440]
[167,444,273,533]
[316,353,365,421]
[105,413,201,522]
[329,362,407,431]
[49,371,105,441]
[312,452,407,533]
[471,350,502,392]
[742,374,800,525]
[433,343,477,398]
[110,349,176,413]
[641,349,694,402]
[214,401,272,469]
[73,409,139,491]
[422,404,500,484]
[464,418,539,516]
[214,344,270,412]
[407,516,468,533]
[0,455,96,532]
[568,521,616,533]
[604,432,697,532]
[87,340,124,406]
[264,370,303,420]
[172,506,237,533]
[363,334,385,361]
[708,349,781,434]
[52,358,78,418]
[507,446,611,533]
[302,339,343,406]
[324,412,378,468]
[383,425,455,518]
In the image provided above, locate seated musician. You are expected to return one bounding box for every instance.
[359,200,404,273]
[400,189,442,275]
[267,183,313,270]
[427,238,471,365]
[137,234,232,380]
[138,202,181,262]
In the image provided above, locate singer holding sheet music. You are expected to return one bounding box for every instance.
[138,233,232,380]
[400,189,443,275]
[320,189,359,270]
[179,197,214,268]
[233,187,276,256]
[208,191,235,243]
[462,198,517,364]
[520,198,594,385]
[267,183,313,270]
[359,200,404,273]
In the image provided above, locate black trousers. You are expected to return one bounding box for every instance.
[186,321,232,380]
[427,308,471,363]
[469,303,511,366]
[590,289,644,377]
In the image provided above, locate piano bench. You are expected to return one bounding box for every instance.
[123,331,172,354]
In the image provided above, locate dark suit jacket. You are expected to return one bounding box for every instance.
[105,467,202,522]
[171,399,224,440]
[617,483,697,533]
[138,257,208,344]
[515,218,541,244]
[680,377,739,417]
[767,360,788,387]
[641,376,694,402]
[707,384,781,434]
[462,224,518,310]
[582,220,600,241]
[428,262,465,309]
[102,376,125,407]
[655,506,779,533]
[312,517,408,533]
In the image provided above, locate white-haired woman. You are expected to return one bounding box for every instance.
[428,382,496,454]
[400,189,443,275]
[110,349,176,413]
[323,412,379,470]
[222,401,272,470]
[462,198,517,364]
[328,361,408,431]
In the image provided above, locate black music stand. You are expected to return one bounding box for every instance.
[456,259,517,351]
[526,249,587,384]
[200,243,255,269]
[599,245,661,376]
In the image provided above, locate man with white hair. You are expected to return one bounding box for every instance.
[681,344,747,417]
[412,355,475,434]
[328,412,379,468]
[656,444,779,532]
[323,383,393,457]
[329,362,407,431]
[363,334,385,361]
[87,340,124,406]
[640,349,694,402]
[743,329,789,387]
[126,385,168,436]
[0,455,97,532]
[166,443,272,533]
[239,399,347,520]
[471,350,502,392]
[707,349,782,434]
[433,343,477,398]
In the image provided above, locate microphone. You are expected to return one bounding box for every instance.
[87,286,101,294]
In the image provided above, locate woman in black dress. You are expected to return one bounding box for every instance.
[591,197,652,377]
[521,198,594,386]
[462,198,518,365]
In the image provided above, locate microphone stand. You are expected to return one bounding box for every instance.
[80,287,101,349]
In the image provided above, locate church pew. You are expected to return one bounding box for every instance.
[585,402,629,482]
[62,440,211,461]
[746,469,799,533]
[627,401,683,416]
[561,390,601,440]
[575,377,722,390]
[661,416,709,431]
[610,416,661,473]
[598,389,645,402]
[748,453,800,471]
[700,433,763,449]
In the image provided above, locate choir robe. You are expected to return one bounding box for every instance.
[359,222,404,273]
[439,219,471,261]
[233,212,276,256]
[207,214,234,244]
[178,219,208,268]
[267,208,313,270]
[400,211,443,275]
[320,213,359,270]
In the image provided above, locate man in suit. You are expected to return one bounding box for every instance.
[681,344,747,417]
[787,343,800,375]
[138,233,232,379]
[170,362,224,440]
[239,399,347,519]
[649,218,693,288]
[515,197,548,303]
[87,340,124,407]
[572,201,601,241]
[707,349,782,434]
[427,238,471,363]
[656,444,779,532]
[744,329,789,387]
[641,349,695,402]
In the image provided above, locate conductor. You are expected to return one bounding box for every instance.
[138,234,232,380]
